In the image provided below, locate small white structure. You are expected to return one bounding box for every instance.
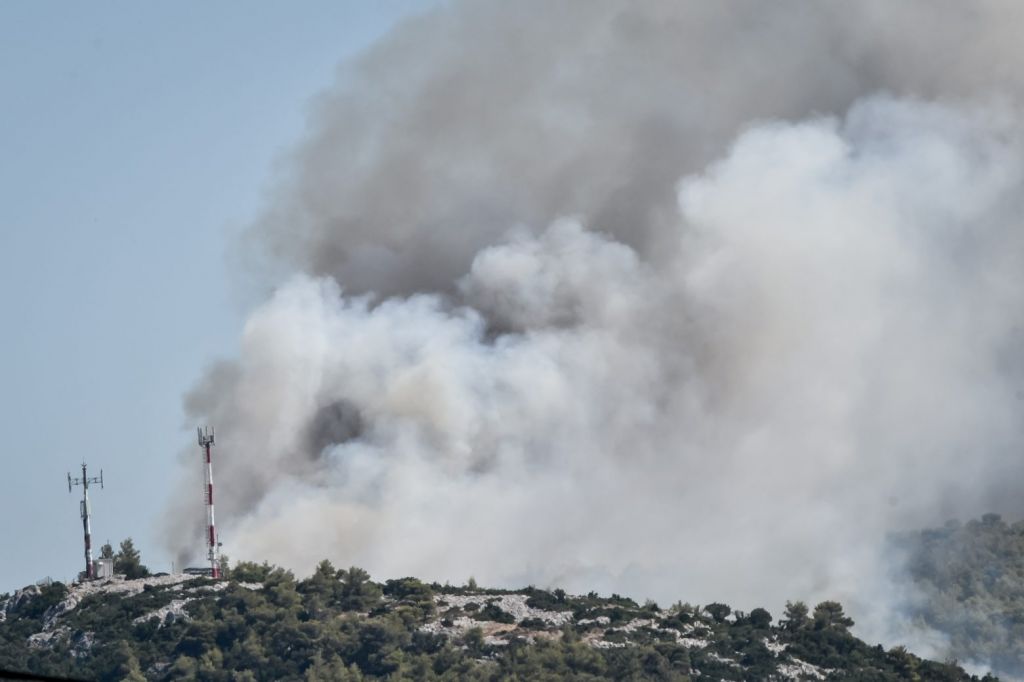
[93,558,114,580]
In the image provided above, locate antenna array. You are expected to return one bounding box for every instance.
[67,463,103,580]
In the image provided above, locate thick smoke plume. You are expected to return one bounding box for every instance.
[168,0,1024,657]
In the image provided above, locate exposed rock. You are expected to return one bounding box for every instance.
[777,659,831,680]
[28,626,69,649]
[42,574,199,631]
[7,585,41,617]
[132,599,194,628]
[69,630,95,658]
[433,594,573,626]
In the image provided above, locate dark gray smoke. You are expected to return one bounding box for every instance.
[306,399,364,458]
[166,0,1024,666]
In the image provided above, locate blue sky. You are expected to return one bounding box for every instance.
[0,1,437,591]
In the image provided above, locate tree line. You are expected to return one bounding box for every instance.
[0,556,993,681]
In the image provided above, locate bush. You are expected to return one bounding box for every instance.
[474,602,514,624]
[749,607,772,629]
[705,603,731,623]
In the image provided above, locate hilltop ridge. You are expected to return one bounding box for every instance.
[0,561,996,681]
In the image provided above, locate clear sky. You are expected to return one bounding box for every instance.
[0,0,437,592]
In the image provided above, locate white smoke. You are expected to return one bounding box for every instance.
[167,0,1024,662]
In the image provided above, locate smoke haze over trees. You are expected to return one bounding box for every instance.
[892,516,1024,678]
[165,0,1024,664]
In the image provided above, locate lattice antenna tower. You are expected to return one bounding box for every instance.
[67,463,103,580]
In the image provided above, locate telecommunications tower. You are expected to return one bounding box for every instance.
[198,426,221,578]
[68,463,103,580]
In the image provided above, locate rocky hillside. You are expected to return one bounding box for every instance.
[0,561,997,681]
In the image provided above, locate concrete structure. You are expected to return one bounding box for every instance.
[93,557,114,580]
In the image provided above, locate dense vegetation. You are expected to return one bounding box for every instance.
[894,514,1024,680]
[0,558,993,681]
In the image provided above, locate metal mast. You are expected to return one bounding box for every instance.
[198,427,221,578]
[68,463,103,580]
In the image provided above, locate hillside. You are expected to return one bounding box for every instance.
[892,515,1024,680]
[0,561,995,681]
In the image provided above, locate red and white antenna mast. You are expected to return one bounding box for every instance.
[68,462,103,580]
[198,426,221,578]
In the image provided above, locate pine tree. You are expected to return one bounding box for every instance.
[813,600,854,632]
[114,538,149,579]
[781,600,809,631]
